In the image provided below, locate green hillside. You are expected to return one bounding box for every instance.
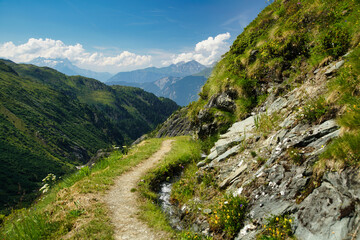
[0,60,178,211]
[188,0,360,135]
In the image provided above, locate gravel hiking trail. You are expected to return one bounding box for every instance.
[104,139,173,240]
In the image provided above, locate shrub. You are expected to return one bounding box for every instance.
[208,194,247,238]
[338,105,360,130]
[180,231,213,240]
[275,4,286,18]
[0,209,58,240]
[39,173,57,193]
[171,177,196,203]
[257,157,267,165]
[287,147,304,165]
[254,112,281,134]
[320,25,350,58]
[258,215,294,240]
[296,97,330,124]
[320,132,360,166]
[78,166,91,177]
[259,34,308,62]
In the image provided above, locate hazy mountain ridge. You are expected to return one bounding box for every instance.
[28,57,113,82]
[107,66,212,106]
[107,60,207,83]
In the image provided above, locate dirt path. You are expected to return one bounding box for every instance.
[104,139,173,240]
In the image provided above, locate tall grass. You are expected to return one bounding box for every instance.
[0,139,164,239]
[319,45,360,169]
[137,136,201,239]
[0,209,58,240]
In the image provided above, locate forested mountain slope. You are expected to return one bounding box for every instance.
[0,60,178,210]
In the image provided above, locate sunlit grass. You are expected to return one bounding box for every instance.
[137,136,202,239]
[0,138,164,240]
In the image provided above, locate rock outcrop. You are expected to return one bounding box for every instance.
[173,58,360,239]
[156,107,194,138]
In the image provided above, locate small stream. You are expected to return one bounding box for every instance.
[158,181,184,231]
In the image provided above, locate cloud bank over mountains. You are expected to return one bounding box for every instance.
[163,32,231,66]
[0,38,152,73]
[0,33,231,73]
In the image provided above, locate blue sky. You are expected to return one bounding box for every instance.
[0,0,269,73]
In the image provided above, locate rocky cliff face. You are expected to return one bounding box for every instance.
[196,58,359,240]
[156,108,194,138]
[157,56,360,239]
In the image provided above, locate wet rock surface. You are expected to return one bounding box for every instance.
[158,182,184,231]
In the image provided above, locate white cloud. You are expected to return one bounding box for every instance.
[0,34,231,73]
[163,33,231,66]
[0,38,152,73]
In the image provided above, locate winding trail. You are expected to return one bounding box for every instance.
[104,139,173,240]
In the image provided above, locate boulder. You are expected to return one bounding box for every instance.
[325,60,345,76]
[295,170,360,240]
[156,108,193,138]
[213,136,244,156]
[267,97,288,114]
[202,92,236,113]
[221,116,255,139]
[214,145,242,163]
[215,92,236,112]
[219,163,248,189]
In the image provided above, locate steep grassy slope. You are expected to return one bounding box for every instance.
[0,60,178,211]
[151,0,360,238]
[188,0,360,132]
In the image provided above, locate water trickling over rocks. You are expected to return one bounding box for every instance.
[158,181,184,231]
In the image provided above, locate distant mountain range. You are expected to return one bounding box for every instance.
[28,58,212,106]
[28,57,112,82]
[111,75,208,106]
[107,61,212,106]
[107,60,207,83]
